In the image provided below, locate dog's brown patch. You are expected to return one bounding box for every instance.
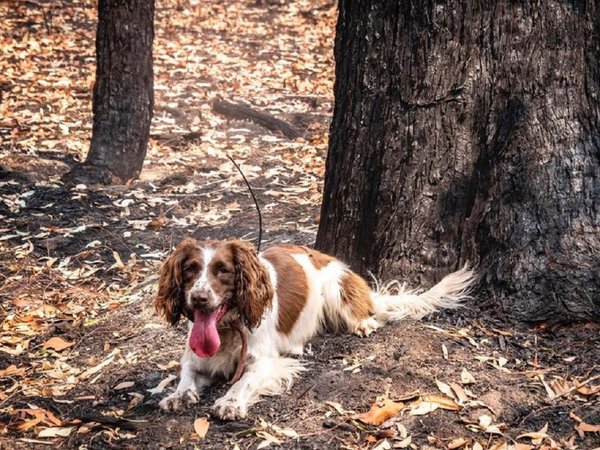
[340,270,373,320]
[262,247,309,335]
[271,244,336,270]
[305,248,336,269]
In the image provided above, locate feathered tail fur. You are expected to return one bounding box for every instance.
[372,265,476,321]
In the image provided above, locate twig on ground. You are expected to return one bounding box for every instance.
[297,382,319,400]
[552,374,600,400]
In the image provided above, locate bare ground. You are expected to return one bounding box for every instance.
[1,1,599,449]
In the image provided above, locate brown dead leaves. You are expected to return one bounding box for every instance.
[247,418,298,449]
[0,4,94,156]
[0,365,27,377]
[0,237,155,404]
[330,322,600,450]
[43,337,75,352]
[411,394,461,414]
[193,417,210,438]
[352,399,405,426]
[342,392,464,448]
[537,374,600,401]
[9,407,64,432]
[569,412,600,437]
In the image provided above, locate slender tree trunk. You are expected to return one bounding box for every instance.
[64,0,154,184]
[316,1,600,322]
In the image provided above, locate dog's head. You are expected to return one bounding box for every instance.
[156,238,273,357]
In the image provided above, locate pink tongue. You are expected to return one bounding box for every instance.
[189,309,221,357]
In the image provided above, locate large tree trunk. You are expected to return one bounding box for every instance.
[65,0,154,184]
[316,1,600,322]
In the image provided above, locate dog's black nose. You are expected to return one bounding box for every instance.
[193,295,209,305]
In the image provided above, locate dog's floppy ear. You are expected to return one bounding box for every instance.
[229,240,273,330]
[156,238,198,325]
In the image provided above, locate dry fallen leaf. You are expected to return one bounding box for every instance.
[467,415,505,435]
[193,417,210,438]
[396,423,408,438]
[148,374,177,395]
[43,337,75,352]
[126,393,144,411]
[427,395,461,411]
[576,421,600,433]
[12,298,31,308]
[575,384,600,396]
[517,423,549,443]
[114,381,135,391]
[79,348,119,380]
[15,417,43,431]
[550,378,570,396]
[365,435,378,444]
[271,424,299,439]
[394,435,412,448]
[450,382,469,404]
[569,411,583,423]
[0,364,26,377]
[488,442,508,450]
[256,431,283,449]
[352,399,404,425]
[539,375,557,399]
[410,400,438,416]
[324,400,346,415]
[492,328,512,336]
[13,408,63,430]
[38,427,74,438]
[447,437,469,449]
[436,380,454,398]
[157,360,180,371]
[461,368,476,384]
[147,216,167,230]
[514,444,534,450]
[372,439,391,450]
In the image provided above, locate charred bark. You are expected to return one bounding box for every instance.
[64,0,154,184]
[316,1,600,322]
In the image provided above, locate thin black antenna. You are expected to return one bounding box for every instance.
[226,154,263,252]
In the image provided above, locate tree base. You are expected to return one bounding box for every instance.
[61,163,122,186]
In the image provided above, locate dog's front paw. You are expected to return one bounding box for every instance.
[159,388,200,412]
[213,396,247,420]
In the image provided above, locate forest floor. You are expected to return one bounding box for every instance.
[0,0,599,449]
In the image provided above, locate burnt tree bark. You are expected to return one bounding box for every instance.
[316,1,600,322]
[64,0,154,184]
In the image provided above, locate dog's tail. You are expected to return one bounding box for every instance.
[372,265,476,321]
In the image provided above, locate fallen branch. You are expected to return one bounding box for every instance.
[212,100,302,139]
[150,130,201,144]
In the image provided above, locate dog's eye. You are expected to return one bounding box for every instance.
[183,261,201,276]
[218,266,231,275]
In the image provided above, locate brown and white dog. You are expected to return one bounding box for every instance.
[155,238,475,420]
